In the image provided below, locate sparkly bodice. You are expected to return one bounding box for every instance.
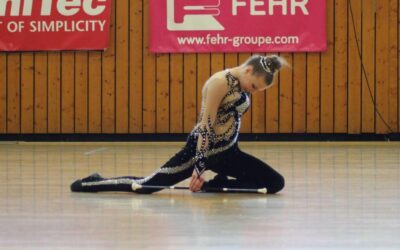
[191,70,250,150]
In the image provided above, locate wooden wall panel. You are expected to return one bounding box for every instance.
[156,54,170,133]
[0,0,399,136]
[252,86,266,133]
[321,0,334,133]
[47,52,61,133]
[129,0,143,133]
[88,52,102,133]
[170,54,183,133]
[211,54,224,74]
[334,0,348,133]
[225,54,238,69]
[306,53,320,133]
[293,54,306,133]
[116,0,129,133]
[388,0,399,132]
[102,0,116,133]
[7,54,20,133]
[266,53,279,134]
[265,74,279,133]
[75,52,88,133]
[376,0,390,134]
[183,54,196,133]
[197,54,210,117]
[143,0,156,133]
[0,54,5,133]
[34,52,47,133]
[348,0,362,134]
[21,53,34,133]
[361,0,376,133]
[279,53,293,133]
[61,52,74,133]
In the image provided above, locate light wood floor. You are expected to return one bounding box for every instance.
[0,142,399,250]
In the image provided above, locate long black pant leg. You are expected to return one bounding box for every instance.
[206,145,285,194]
[71,143,196,194]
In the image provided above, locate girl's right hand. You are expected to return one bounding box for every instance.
[189,170,205,192]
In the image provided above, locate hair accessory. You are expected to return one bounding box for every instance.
[260,57,272,73]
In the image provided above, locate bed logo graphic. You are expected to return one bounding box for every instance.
[167,0,224,31]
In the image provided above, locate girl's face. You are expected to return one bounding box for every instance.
[239,66,274,94]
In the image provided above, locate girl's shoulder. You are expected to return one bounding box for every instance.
[206,70,229,86]
[202,70,230,95]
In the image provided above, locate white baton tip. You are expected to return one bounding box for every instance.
[131,183,142,191]
[258,188,268,194]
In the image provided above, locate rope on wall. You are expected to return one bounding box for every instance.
[348,0,395,133]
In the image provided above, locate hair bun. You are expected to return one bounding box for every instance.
[264,56,282,74]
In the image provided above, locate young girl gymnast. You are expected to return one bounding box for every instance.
[71,55,285,194]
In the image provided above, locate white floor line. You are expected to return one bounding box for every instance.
[84,147,109,155]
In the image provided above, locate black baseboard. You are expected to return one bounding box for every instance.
[0,133,399,142]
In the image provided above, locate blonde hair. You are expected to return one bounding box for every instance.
[243,55,287,85]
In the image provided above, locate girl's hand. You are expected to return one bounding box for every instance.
[189,170,205,192]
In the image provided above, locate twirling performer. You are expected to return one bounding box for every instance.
[71,55,285,194]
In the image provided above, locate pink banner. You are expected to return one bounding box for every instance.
[0,0,112,51]
[151,0,326,53]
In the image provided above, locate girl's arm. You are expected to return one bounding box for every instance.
[193,75,228,177]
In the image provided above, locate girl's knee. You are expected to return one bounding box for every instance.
[267,174,285,194]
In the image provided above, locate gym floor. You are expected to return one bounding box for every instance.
[1,142,399,249]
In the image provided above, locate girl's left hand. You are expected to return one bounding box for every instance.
[189,170,205,192]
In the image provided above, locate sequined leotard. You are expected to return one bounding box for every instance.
[71,70,285,194]
[118,70,250,188]
[190,71,250,176]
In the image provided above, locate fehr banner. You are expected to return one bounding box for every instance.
[0,0,113,51]
[151,0,326,53]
